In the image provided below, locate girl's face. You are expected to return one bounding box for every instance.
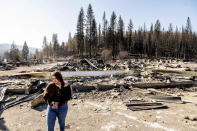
[51,76,59,84]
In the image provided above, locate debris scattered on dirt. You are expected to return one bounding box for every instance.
[1,58,197,130]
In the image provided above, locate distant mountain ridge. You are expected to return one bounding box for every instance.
[0,43,39,57]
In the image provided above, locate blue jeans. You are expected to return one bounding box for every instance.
[46,103,68,131]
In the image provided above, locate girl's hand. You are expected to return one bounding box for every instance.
[51,101,59,109]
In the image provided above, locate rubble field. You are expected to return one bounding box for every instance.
[1,58,197,131]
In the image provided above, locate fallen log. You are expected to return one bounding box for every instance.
[147,88,171,96]
[0,87,7,102]
[71,83,120,92]
[84,58,98,70]
[133,81,197,89]
[126,101,168,111]
[10,72,50,78]
[148,96,182,103]
[126,102,162,106]
[6,88,26,94]
[96,84,117,91]
[1,91,40,111]
[0,82,13,87]
[152,69,197,76]
[127,105,168,111]
[31,94,45,108]
[72,85,96,92]
[1,97,16,104]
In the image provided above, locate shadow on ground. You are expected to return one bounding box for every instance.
[0,104,9,131]
[32,103,47,112]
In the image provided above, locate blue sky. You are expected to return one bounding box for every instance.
[0,0,196,48]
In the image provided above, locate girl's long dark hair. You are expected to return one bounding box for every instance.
[52,71,64,88]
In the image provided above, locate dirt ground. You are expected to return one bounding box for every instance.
[1,61,197,131]
[1,90,197,131]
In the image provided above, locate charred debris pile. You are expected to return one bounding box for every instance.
[0,58,197,111]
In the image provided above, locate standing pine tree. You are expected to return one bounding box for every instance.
[142,23,148,56]
[127,19,133,53]
[148,23,154,56]
[186,17,192,33]
[68,32,73,52]
[166,23,173,57]
[102,11,108,47]
[174,26,181,59]
[10,42,21,62]
[117,16,125,51]
[76,8,84,57]
[22,41,29,61]
[60,42,65,56]
[86,4,95,58]
[154,20,161,58]
[185,17,192,59]
[110,11,117,60]
[92,18,97,56]
[52,33,59,58]
[98,23,101,50]
[42,36,48,58]
[43,36,47,49]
